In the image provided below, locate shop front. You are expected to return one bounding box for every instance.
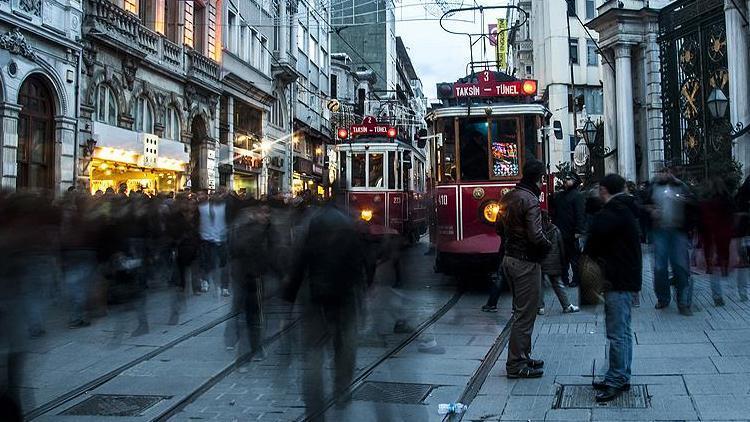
[89,122,188,195]
[232,147,262,199]
[292,156,324,197]
[267,154,285,196]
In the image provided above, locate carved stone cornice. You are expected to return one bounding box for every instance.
[0,28,36,60]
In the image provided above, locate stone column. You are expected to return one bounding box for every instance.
[279,0,289,61]
[290,7,299,63]
[0,103,21,190]
[644,30,664,180]
[55,116,78,193]
[601,49,618,174]
[615,44,637,182]
[726,0,750,178]
[227,96,234,190]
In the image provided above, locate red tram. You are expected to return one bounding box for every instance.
[426,70,551,275]
[333,116,428,243]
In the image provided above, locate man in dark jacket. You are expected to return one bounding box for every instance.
[497,159,551,378]
[552,174,586,287]
[584,174,642,402]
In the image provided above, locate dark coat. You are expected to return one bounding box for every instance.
[584,194,642,292]
[541,225,565,276]
[496,182,551,262]
[286,203,367,306]
[552,187,586,239]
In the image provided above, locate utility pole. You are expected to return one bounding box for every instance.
[566,0,578,163]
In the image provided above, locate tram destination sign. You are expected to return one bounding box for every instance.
[349,116,397,138]
[452,70,537,98]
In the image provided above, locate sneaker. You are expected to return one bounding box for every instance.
[200,280,209,292]
[537,307,545,315]
[481,305,498,313]
[238,365,249,374]
[714,297,726,307]
[393,320,415,334]
[221,288,230,297]
[655,301,669,309]
[563,304,580,313]
[507,366,544,378]
[251,348,267,362]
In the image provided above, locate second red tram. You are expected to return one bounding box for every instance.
[427,70,551,275]
[333,117,428,243]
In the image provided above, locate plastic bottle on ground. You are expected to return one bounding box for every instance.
[438,402,467,414]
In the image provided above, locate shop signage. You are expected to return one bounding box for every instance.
[233,152,262,173]
[453,70,537,98]
[140,133,159,168]
[312,164,323,175]
[349,116,396,138]
[294,157,313,174]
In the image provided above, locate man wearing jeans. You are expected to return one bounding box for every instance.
[585,174,642,402]
[496,160,551,378]
[646,167,695,315]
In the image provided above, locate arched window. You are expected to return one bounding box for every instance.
[133,96,154,133]
[96,84,118,125]
[165,106,181,140]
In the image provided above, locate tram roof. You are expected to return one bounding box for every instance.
[426,103,550,121]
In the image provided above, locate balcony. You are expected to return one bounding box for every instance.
[85,0,220,87]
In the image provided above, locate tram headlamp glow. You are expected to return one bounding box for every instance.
[360,209,373,222]
[481,201,501,224]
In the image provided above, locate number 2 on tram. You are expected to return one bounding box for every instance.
[427,70,551,276]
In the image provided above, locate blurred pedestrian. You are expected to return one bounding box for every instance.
[585,174,642,403]
[645,165,696,316]
[197,189,230,296]
[285,191,367,419]
[734,176,750,302]
[538,211,579,315]
[227,200,273,364]
[699,177,738,306]
[552,173,586,287]
[496,159,550,379]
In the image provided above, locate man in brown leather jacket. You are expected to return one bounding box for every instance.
[496,159,551,378]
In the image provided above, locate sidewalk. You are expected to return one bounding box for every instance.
[464,255,750,421]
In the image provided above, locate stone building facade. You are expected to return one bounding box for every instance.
[0,0,83,193]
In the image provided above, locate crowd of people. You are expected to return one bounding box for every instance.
[494,159,750,405]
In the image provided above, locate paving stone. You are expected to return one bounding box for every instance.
[630,357,718,375]
[632,343,719,358]
[634,330,709,344]
[683,374,750,395]
[544,408,592,421]
[499,395,555,421]
[692,395,750,420]
[590,395,698,421]
[712,341,750,356]
[710,356,750,373]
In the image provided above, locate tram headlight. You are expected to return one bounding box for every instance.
[481,200,501,224]
[360,209,373,222]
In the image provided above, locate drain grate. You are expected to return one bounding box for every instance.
[351,381,434,404]
[60,394,171,416]
[554,385,648,409]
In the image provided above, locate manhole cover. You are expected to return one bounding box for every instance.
[60,394,170,416]
[351,381,434,404]
[554,385,648,409]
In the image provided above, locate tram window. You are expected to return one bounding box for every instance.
[403,151,412,190]
[459,118,489,181]
[388,151,398,189]
[352,152,365,187]
[524,117,539,161]
[339,151,347,190]
[490,119,520,178]
[437,119,456,183]
[369,153,384,188]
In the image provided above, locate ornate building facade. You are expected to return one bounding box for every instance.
[0,0,83,192]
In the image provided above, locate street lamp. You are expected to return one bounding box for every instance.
[582,117,597,145]
[707,87,750,140]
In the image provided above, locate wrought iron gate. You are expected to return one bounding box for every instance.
[659,0,731,182]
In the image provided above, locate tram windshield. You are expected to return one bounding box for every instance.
[437,115,538,183]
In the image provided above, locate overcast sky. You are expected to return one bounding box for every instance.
[396,0,511,101]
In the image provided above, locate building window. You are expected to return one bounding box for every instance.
[240,25,248,61]
[133,97,154,133]
[96,84,118,125]
[193,0,206,54]
[124,0,137,14]
[227,10,237,53]
[587,40,598,66]
[569,38,579,64]
[165,107,181,140]
[269,97,285,129]
[139,0,157,31]
[586,0,596,19]
[567,0,576,16]
[164,0,179,43]
[251,28,258,66]
[260,36,269,72]
[525,65,533,75]
[330,74,338,99]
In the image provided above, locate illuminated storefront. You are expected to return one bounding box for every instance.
[232,147,261,198]
[88,122,188,195]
